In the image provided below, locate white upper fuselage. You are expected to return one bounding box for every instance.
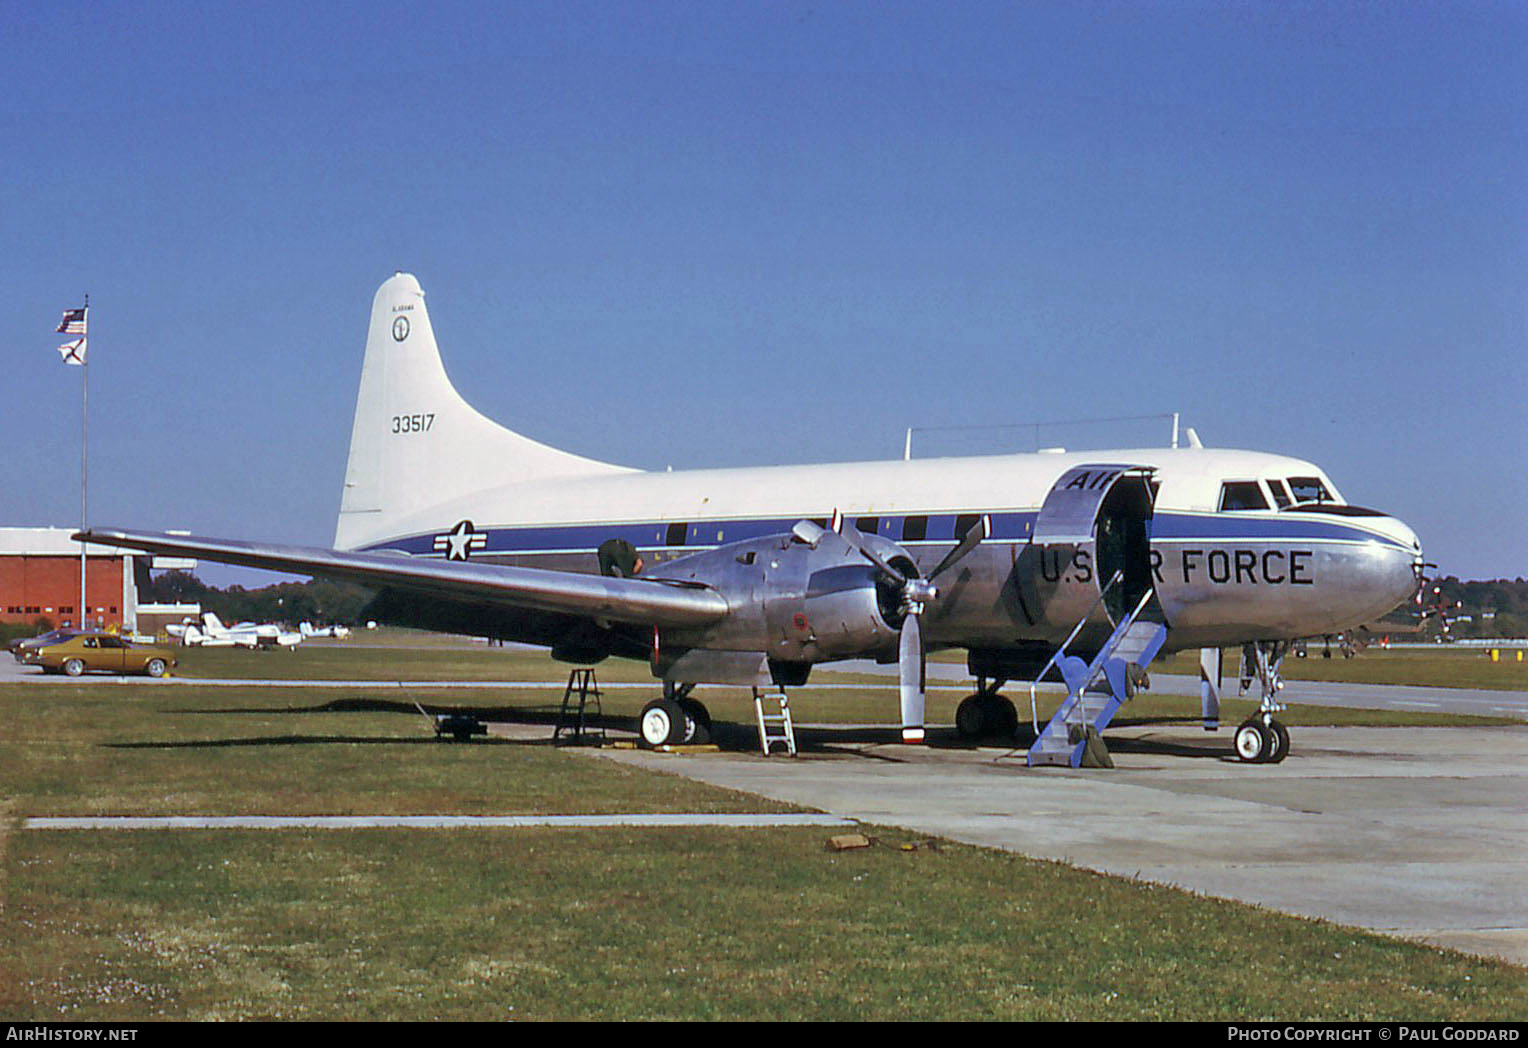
[360,445,1360,541]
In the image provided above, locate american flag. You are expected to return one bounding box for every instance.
[56,307,87,335]
[57,337,87,366]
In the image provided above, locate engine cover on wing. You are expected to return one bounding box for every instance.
[648,529,910,663]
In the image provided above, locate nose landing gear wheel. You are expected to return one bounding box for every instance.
[1233,721,1268,762]
[1266,719,1290,764]
[1234,718,1289,763]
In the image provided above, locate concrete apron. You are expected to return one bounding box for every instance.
[592,723,1528,968]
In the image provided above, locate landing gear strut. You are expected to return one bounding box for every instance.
[1234,642,1290,764]
[954,676,1019,741]
[638,682,711,747]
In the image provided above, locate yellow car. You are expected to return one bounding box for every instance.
[22,631,177,678]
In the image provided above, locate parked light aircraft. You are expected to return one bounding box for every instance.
[167,612,302,650]
[82,273,1423,766]
[300,621,352,640]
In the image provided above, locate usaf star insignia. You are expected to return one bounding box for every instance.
[433,520,487,561]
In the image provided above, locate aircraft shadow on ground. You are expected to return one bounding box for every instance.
[105,734,463,750]
[131,697,1237,760]
[128,696,570,749]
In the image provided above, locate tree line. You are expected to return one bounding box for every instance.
[140,571,374,628]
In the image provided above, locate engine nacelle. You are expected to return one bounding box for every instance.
[649,527,915,664]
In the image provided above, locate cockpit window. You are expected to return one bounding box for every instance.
[1218,481,1269,512]
[1267,479,1293,509]
[1287,477,1332,504]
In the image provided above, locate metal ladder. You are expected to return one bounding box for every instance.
[1027,584,1168,768]
[753,687,796,756]
[554,667,605,745]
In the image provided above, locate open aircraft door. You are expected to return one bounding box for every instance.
[1017,464,1159,639]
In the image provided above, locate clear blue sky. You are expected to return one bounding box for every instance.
[3,1,1524,583]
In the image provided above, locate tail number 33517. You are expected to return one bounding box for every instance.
[391,413,435,434]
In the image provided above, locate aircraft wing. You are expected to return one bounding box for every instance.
[77,528,730,629]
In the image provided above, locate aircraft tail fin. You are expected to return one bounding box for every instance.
[334,273,631,550]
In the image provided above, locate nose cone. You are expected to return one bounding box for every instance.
[1359,513,1425,621]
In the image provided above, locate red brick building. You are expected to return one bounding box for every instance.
[0,528,140,630]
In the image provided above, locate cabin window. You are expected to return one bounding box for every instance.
[1287,477,1332,504]
[1267,479,1293,508]
[665,522,687,547]
[1218,482,1269,512]
[954,513,983,540]
[856,516,879,534]
[901,515,928,542]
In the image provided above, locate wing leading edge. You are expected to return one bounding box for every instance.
[77,528,729,629]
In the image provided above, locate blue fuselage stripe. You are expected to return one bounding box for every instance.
[363,510,1407,558]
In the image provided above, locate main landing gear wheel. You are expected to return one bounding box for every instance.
[1233,717,1289,764]
[954,693,1019,741]
[638,696,712,748]
[639,698,685,748]
[675,697,712,745]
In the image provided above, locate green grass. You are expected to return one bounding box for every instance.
[0,681,788,817]
[3,644,1525,1020]
[5,828,1520,1021]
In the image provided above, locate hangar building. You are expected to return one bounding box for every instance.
[0,527,141,631]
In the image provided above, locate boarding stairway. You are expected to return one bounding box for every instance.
[1027,581,1168,769]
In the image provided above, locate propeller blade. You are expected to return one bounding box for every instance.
[1198,646,1221,732]
[927,513,990,582]
[899,612,926,743]
[834,510,863,545]
[835,511,908,585]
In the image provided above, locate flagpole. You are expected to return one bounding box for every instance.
[80,294,88,627]
[54,299,90,628]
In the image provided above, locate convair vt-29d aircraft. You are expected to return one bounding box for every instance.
[83,273,1423,767]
